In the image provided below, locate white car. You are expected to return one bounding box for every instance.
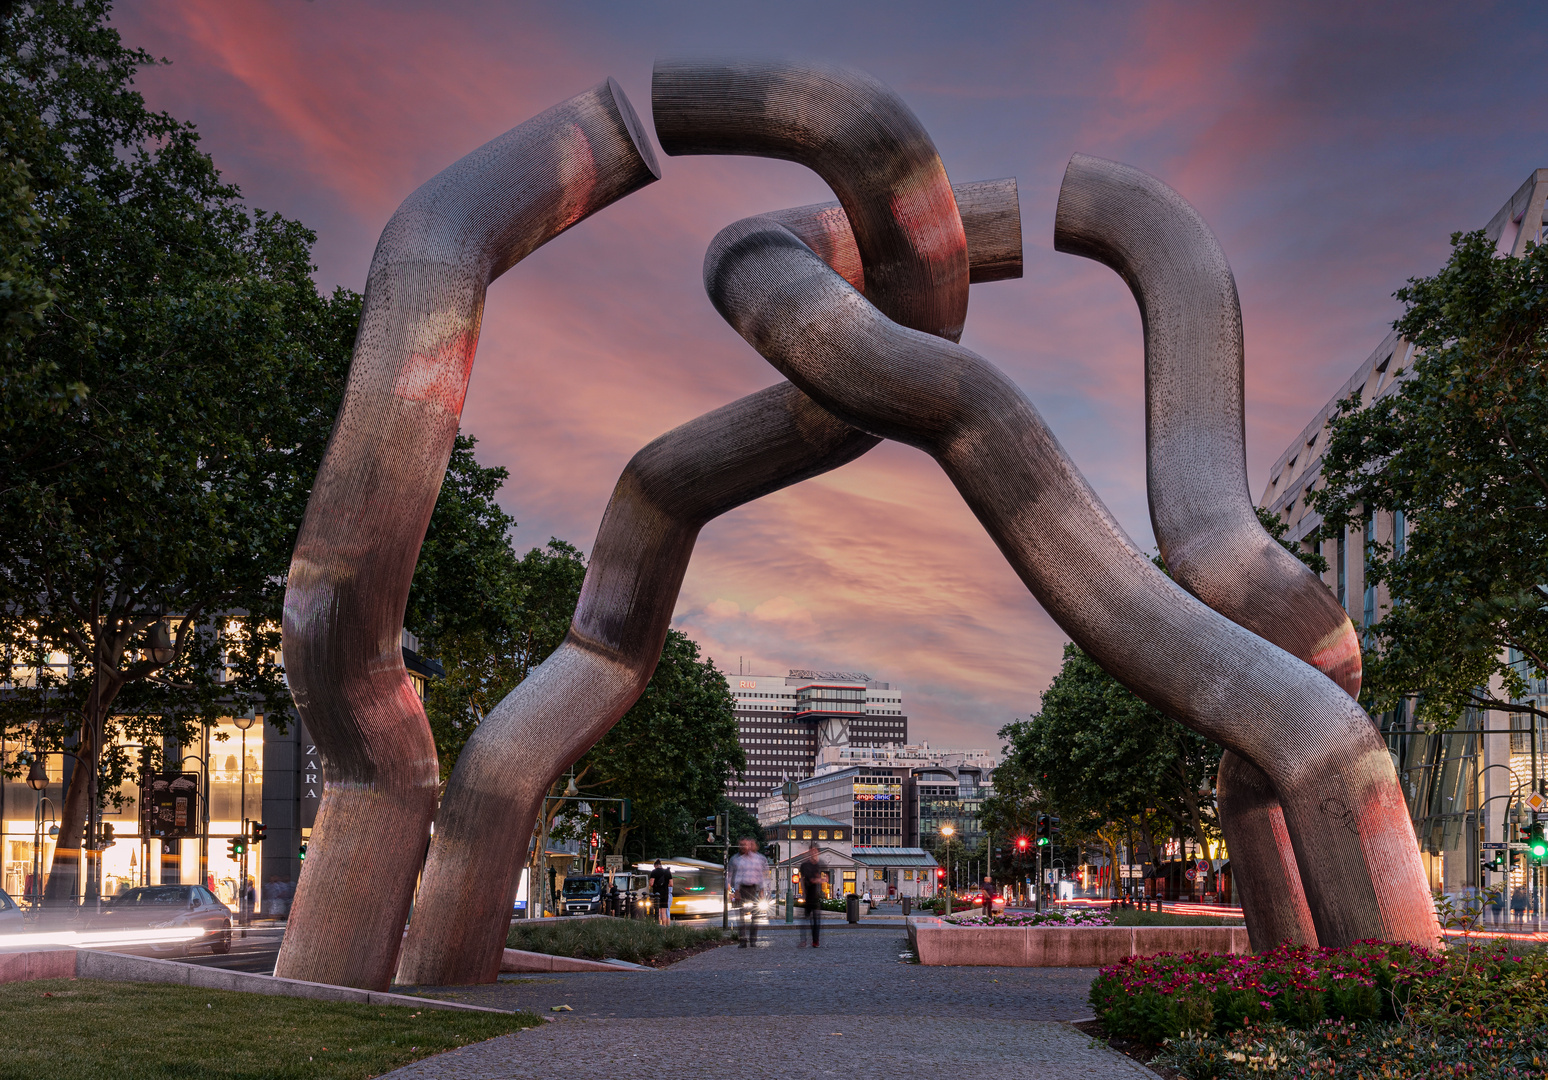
[0,888,23,933]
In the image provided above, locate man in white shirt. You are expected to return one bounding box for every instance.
[727,837,772,947]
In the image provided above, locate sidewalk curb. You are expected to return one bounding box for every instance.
[0,947,510,1013]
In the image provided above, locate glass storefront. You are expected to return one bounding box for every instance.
[0,717,265,907]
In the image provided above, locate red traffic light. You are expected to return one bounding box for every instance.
[936,868,946,879]
[1016,836,1029,851]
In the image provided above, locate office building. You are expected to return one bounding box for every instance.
[1259,168,1548,896]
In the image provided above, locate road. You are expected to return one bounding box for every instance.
[104,924,283,975]
[382,922,1156,1078]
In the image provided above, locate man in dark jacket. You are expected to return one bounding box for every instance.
[799,845,825,947]
[650,860,672,926]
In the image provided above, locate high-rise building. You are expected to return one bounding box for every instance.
[1259,167,1548,897]
[725,668,909,810]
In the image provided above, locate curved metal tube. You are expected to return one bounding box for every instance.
[653,57,969,343]
[1052,154,1377,946]
[703,217,1439,948]
[395,60,1002,985]
[1217,749,1319,947]
[277,79,660,990]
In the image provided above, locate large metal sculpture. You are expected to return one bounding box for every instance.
[1052,156,1359,949]
[277,80,661,989]
[281,58,1437,991]
[395,59,1017,987]
[700,198,1436,951]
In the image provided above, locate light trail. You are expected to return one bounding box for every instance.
[0,927,206,949]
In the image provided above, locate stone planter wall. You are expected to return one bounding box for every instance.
[906,916,1249,967]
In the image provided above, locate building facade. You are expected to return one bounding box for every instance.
[1,631,437,910]
[1259,168,1548,899]
[725,668,909,810]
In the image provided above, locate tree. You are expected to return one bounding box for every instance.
[1313,229,1548,727]
[1000,644,1223,893]
[0,2,360,899]
[411,436,589,781]
[568,630,744,859]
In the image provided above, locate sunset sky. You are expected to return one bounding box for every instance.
[113,1,1548,748]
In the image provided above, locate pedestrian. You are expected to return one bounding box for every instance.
[607,879,621,917]
[798,843,824,948]
[650,860,672,926]
[982,875,996,917]
[243,877,257,923]
[728,837,771,948]
[1512,885,1529,925]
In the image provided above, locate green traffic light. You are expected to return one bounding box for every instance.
[1037,837,1049,847]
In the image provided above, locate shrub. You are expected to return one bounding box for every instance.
[506,917,729,963]
[1092,939,1548,1045]
[945,908,1113,927]
[1160,1019,1548,1080]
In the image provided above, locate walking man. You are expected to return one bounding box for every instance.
[650,860,672,926]
[728,837,771,948]
[798,843,824,948]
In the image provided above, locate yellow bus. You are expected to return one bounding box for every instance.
[635,857,727,920]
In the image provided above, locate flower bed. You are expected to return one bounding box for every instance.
[1090,939,1548,1045]
[945,908,1113,928]
[1158,1019,1548,1079]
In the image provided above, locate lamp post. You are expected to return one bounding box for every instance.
[232,713,257,927]
[781,778,800,923]
[27,753,51,913]
[940,823,954,917]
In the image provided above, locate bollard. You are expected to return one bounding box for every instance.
[846,894,860,924]
[902,896,911,916]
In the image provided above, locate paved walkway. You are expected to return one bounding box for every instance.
[386,924,1157,1078]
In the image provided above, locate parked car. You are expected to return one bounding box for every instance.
[559,874,607,915]
[93,884,232,953]
[0,888,21,933]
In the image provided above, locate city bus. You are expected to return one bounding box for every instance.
[634,857,729,920]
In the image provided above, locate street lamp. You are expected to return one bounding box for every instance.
[26,755,47,791]
[232,713,258,927]
[147,620,176,665]
[940,823,955,917]
[781,778,800,923]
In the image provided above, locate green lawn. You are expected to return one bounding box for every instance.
[0,979,539,1080]
[507,916,731,963]
[1112,909,1241,927]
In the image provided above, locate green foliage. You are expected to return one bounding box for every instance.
[506,916,730,963]
[416,442,589,782]
[0,0,359,888]
[575,631,745,858]
[999,644,1222,864]
[1160,1020,1548,1080]
[0,977,539,1079]
[1313,229,1548,726]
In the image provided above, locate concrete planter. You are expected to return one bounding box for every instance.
[906,916,1249,967]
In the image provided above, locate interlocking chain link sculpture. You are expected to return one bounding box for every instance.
[279,60,1438,990]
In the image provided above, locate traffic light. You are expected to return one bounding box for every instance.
[698,816,718,840]
[1016,836,1029,853]
[101,823,115,849]
[1530,824,1547,861]
[716,813,727,838]
[249,821,267,845]
[298,842,307,861]
[1036,815,1050,847]
[228,837,247,858]
[936,867,946,880]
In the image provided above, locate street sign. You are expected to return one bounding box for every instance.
[605,856,624,872]
[1184,867,1198,881]
[1482,842,1508,849]
[1527,792,1547,813]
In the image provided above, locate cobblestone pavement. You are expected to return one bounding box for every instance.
[386,926,1156,1077]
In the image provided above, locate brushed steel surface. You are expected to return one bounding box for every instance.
[1051,154,1433,949]
[703,216,1438,948]
[395,59,1007,986]
[653,56,969,343]
[277,79,660,991]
